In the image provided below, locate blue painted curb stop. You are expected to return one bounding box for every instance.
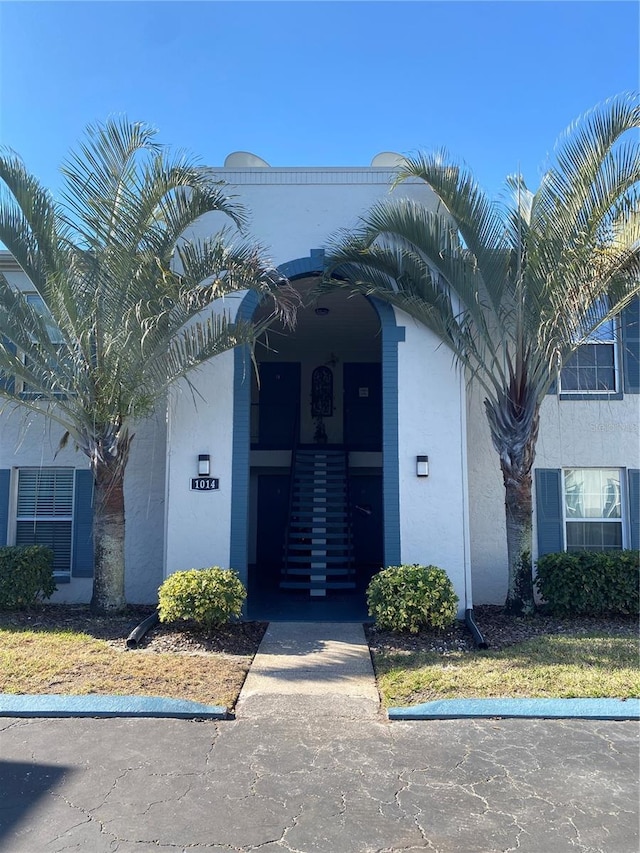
[388,697,640,721]
[0,694,227,720]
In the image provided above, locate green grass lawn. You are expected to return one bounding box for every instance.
[373,633,640,707]
[3,620,638,710]
[0,627,253,708]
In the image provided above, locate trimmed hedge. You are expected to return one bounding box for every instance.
[158,567,246,632]
[535,550,639,616]
[0,546,57,609]
[366,564,459,633]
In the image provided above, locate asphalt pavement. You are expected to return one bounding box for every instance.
[1,715,638,852]
[0,621,638,852]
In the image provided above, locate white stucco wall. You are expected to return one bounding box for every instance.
[465,386,509,605]
[0,403,166,603]
[466,388,640,605]
[534,395,639,552]
[164,349,236,577]
[187,168,437,267]
[121,410,167,603]
[164,169,441,584]
[394,309,471,614]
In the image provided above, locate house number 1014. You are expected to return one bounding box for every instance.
[190,477,219,491]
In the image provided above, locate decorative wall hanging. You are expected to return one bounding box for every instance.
[311,365,333,418]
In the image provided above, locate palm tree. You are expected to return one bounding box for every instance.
[0,118,296,612]
[326,94,640,614]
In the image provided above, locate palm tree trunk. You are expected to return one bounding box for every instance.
[485,394,539,615]
[89,457,127,614]
[503,467,535,615]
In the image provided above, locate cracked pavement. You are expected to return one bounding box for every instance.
[0,714,638,852]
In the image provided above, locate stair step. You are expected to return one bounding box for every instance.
[282,448,353,598]
[292,483,347,491]
[281,567,354,576]
[289,510,349,518]
[280,581,357,590]
[284,555,353,566]
[286,551,352,559]
[288,532,352,540]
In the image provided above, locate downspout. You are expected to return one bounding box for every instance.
[126,610,159,649]
[459,371,488,649]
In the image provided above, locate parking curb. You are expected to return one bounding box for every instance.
[0,694,227,719]
[387,697,640,720]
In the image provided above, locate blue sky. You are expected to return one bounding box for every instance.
[0,1,637,199]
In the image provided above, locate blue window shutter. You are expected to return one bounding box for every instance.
[621,297,639,394]
[72,469,94,577]
[0,469,10,546]
[535,469,563,556]
[628,470,640,552]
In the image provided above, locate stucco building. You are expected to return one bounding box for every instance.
[1,153,638,617]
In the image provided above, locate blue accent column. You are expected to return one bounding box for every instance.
[230,292,260,588]
[369,298,403,567]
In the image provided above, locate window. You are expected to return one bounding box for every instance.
[563,468,623,551]
[17,295,66,397]
[560,316,619,394]
[15,468,74,575]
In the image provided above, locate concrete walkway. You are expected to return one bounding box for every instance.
[236,621,380,720]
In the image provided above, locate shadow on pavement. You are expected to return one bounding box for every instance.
[0,760,70,842]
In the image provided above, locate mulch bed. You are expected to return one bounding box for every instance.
[366,605,639,656]
[1,603,636,658]
[0,605,268,657]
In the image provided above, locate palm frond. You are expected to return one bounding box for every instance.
[0,116,295,457]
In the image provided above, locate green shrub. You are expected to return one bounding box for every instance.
[535,550,639,616]
[0,546,56,609]
[366,564,459,633]
[158,567,246,631]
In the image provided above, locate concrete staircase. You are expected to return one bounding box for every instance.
[280,449,355,597]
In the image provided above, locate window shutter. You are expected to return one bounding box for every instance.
[72,469,94,577]
[628,470,640,552]
[535,469,563,556]
[622,297,640,394]
[0,469,10,546]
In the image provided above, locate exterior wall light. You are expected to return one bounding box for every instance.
[198,454,211,476]
[416,455,429,477]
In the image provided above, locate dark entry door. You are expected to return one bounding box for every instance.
[256,474,290,589]
[350,474,384,587]
[257,362,300,448]
[343,363,382,451]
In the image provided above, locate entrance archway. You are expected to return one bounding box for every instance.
[231,253,403,617]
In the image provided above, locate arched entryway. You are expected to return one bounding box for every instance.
[231,253,402,618]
